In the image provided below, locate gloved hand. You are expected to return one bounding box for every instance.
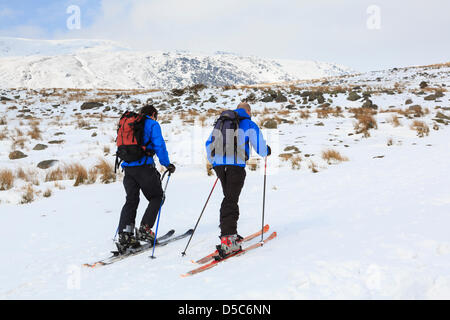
[266,145,272,156]
[166,164,176,174]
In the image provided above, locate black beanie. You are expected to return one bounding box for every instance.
[140,104,158,119]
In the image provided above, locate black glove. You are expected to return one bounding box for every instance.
[266,145,272,156]
[166,164,176,174]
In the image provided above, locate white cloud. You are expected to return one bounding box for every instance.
[46,0,450,71]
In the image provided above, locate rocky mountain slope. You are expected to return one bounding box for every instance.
[0,37,353,89]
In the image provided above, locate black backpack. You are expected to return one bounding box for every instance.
[209,110,249,163]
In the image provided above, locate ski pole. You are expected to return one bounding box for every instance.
[150,169,171,259]
[181,176,219,256]
[261,156,268,243]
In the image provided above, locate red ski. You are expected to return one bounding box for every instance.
[181,231,277,277]
[193,224,270,264]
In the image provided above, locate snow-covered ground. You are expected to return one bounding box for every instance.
[0,62,449,299]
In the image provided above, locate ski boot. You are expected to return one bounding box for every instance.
[137,224,156,244]
[116,232,140,254]
[215,234,243,260]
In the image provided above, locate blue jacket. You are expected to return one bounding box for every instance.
[121,116,171,168]
[205,108,269,167]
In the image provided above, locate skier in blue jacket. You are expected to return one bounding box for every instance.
[205,102,271,257]
[117,105,175,252]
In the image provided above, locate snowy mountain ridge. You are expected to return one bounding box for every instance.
[0,37,354,89]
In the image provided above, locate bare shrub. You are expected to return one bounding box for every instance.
[0,169,14,190]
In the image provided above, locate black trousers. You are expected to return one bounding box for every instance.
[214,165,246,236]
[118,165,163,233]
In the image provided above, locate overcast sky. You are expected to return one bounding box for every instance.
[0,0,449,72]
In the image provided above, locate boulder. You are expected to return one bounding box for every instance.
[263,119,278,129]
[33,144,48,151]
[347,91,362,101]
[37,160,59,169]
[9,150,27,160]
[261,95,274,103]
[274,92,288,103]
[80,102,103,110]
[424,94,437,101]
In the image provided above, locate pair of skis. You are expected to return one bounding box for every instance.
[83,225,277,275]
[83,229,193,268]
[181,224,276,277]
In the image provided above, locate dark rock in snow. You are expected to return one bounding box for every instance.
[33,144,48,151]
[9,150,27,160]
[37,160,59,169]
[80,102,103,110]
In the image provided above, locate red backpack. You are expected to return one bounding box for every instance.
[115,111,154,171]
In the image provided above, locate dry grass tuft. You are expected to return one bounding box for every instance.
[0,128,8,140]
[0,169,14,190]
[71,165,88,186]
[206,161,214,176]
[299,110,311,120]
[95,159,116,184]
[198,114,208,127]
[16,168,39,185]
[387,114,401,127]
[43,188,52,198]
[290,154,302,170]
[20,184,35,204]
[11,137,28,149]
[322,149,349,164]
[410,120,430,137]
[45,167,64,182]
[387,138,394,146]
[354,114,378,137]
[28,120,42,140]
[247,158,260,171]
[308,161,319,173]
